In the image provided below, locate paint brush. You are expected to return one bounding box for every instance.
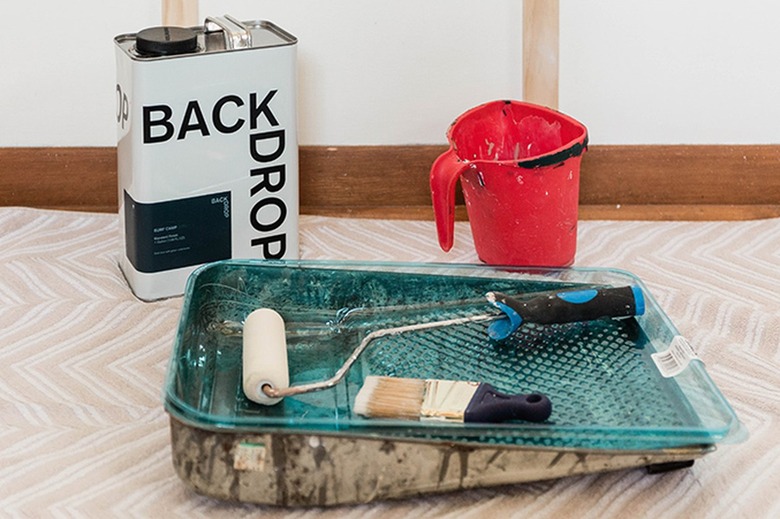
[354,376,552,423]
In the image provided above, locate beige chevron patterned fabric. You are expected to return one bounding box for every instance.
[1,206,778,517]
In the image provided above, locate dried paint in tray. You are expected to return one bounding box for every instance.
[164,259,741,450]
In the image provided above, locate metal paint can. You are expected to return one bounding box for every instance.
[115,16,298,300]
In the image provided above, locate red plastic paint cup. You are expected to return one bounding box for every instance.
[430,100,588,266]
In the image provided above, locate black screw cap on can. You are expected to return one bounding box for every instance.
[135,26,198,56]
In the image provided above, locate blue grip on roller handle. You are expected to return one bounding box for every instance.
[463,384,552,423]
[487,285,645,340]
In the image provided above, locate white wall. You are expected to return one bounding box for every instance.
[561,1,780,145]
[1,1,778,146]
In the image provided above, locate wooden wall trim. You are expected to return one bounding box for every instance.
[1,145,779,220]
[0,148,117,214]
[523,0,559,109]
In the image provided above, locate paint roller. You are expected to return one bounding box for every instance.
[242,285,645,405]
[242,308,289,405]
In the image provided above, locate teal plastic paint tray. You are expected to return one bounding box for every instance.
[163,260,741,506]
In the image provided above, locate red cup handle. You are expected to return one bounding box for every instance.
[430,148,470,252]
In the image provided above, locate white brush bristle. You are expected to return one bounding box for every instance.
[354,376,426,420]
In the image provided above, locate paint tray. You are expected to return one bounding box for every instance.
[164,259,741,505]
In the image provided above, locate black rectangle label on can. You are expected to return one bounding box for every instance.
[124,190,231,273]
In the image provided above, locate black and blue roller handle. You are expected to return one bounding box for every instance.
[485,285,645,341]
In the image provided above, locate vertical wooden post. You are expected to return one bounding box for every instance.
[162,0,199,26]
[523,0,559,109]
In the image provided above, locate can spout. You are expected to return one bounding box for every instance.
[135,26,198,56]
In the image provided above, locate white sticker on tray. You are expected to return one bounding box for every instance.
[652,335,701,377]
[234,442,268,471]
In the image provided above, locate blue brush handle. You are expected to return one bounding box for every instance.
[463,384,552,423]
[487,285,645,340]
